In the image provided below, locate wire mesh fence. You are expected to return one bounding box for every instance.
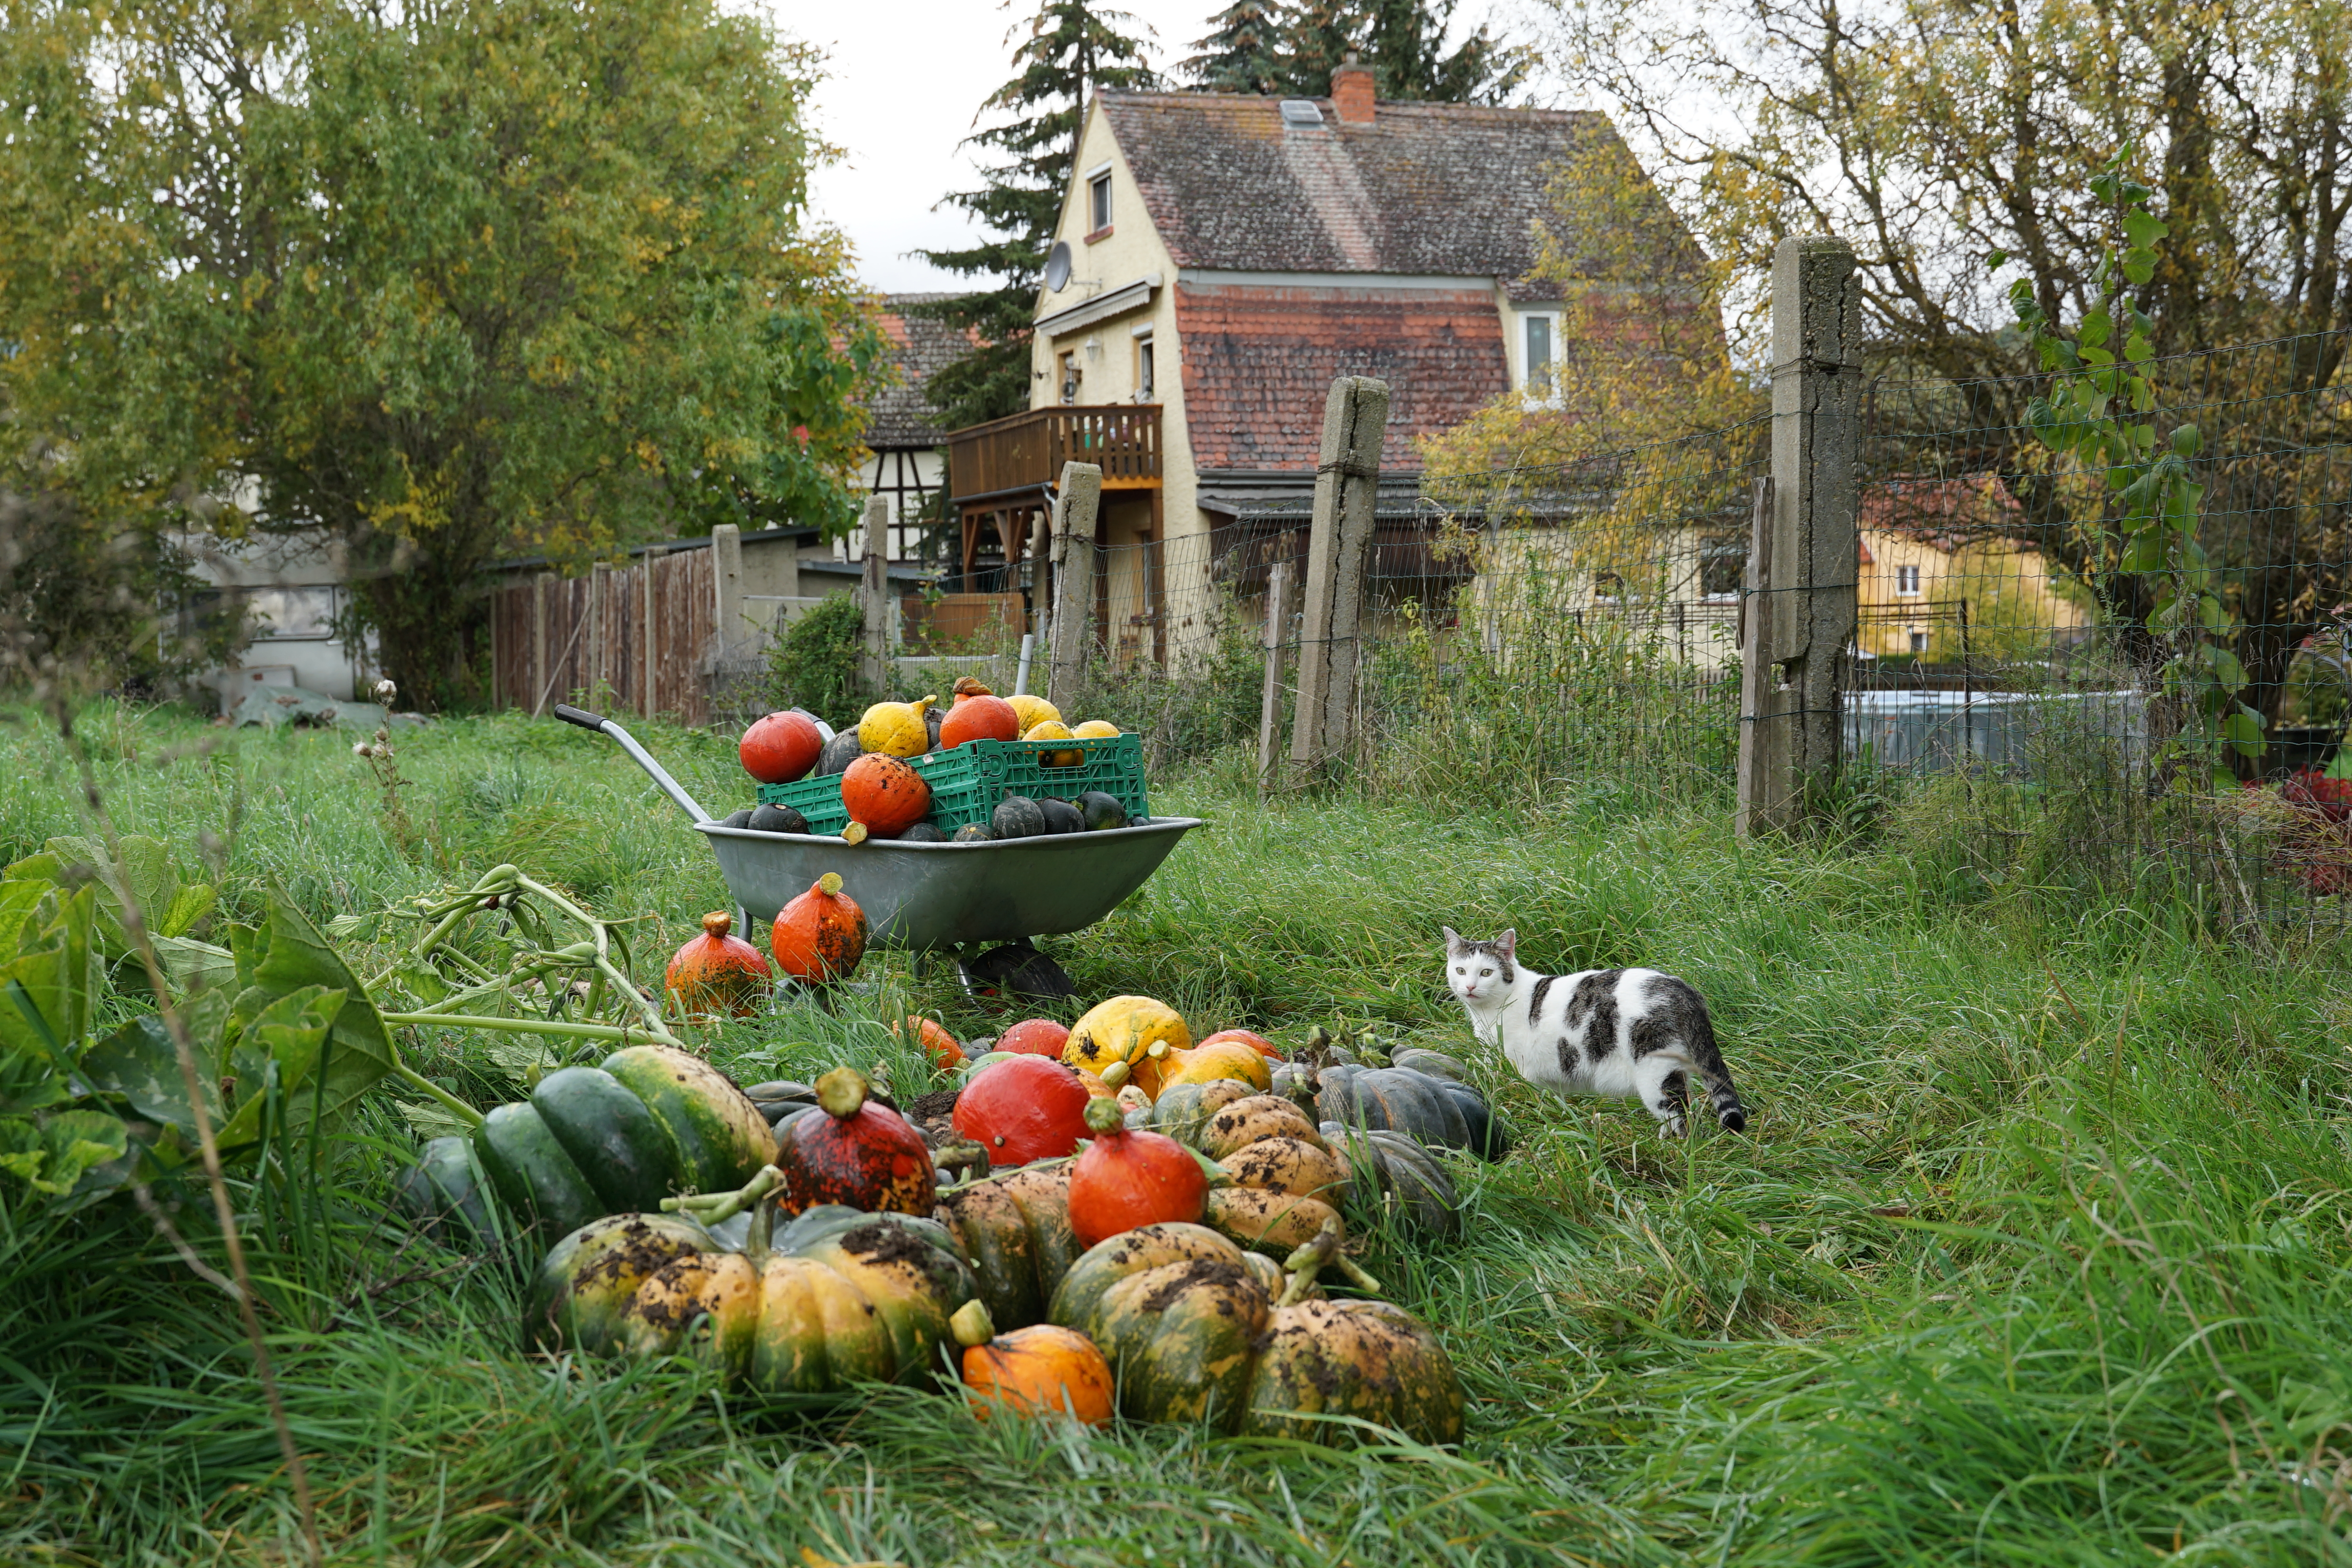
[1027,329,2352,922]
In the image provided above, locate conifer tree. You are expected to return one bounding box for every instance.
[1182,2,1285,93]
[916,3,1156,428]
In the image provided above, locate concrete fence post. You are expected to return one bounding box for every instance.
[1287,375,1389,780]
[1256,555,1296,792]
[857,496,889,695]
[710,523,744,671]
[1048,461,1103,708]
[1737,235,1863,835]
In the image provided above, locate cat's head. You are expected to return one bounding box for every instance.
[1442,926,1516,1005]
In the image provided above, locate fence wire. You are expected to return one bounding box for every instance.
[1004,332,2352,921]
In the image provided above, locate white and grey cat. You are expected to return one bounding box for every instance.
[1443,927,1748,1137]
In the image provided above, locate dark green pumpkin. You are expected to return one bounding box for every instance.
[1049,1221,1463,1444]
[1038,797,1084,835]
[991,795,1046,839]
[1319,1122,1463,1240]
[1076,790,1127,831]
[1389,1047,1470,1083]
[815,731,864,776]
[932,1163,1080,1330]
[1317,1064,1508,1161]
[747,802,810,835]
[402,1044,777,1256]
[952,823,993,844]
[393,1134,499,1247]
[898,820,949,842]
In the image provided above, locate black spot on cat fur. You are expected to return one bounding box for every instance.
[1526,974,1555,1027]
[1565,971,1621,1073]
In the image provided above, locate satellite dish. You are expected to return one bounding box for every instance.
[1044,241,1073,293]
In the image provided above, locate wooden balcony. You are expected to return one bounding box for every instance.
[947,403,1163,506]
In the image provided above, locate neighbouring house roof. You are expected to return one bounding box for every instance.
[1099,91,1643,298]
[1862,473,2037,555]
[1176,283,1507,474]
[866,293,976,450]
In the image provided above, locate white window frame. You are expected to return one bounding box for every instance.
[1517,309,1562,403]
[1908,629,1929,654]
[1895,563,1922,597]
[1132,330,1154,401]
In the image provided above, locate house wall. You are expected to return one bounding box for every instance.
[1857,528,2090,660]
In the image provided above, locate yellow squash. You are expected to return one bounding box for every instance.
[858,697,936,758]
[1062,995,1191,1100]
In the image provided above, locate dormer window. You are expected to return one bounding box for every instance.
[1088,171,1112,235]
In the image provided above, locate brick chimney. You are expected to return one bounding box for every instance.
[1330,51,1374,123]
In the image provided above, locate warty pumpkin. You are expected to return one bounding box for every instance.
[1049,1219,1464,1444]
[1062,994,1191,1098]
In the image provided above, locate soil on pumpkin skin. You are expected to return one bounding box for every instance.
[1136,1256,1259,1316]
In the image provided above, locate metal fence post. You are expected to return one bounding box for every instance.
[857,496,889,695]
[1048,461,1103,707]
[1738,236,1861,835]
[1288,375,1389,779]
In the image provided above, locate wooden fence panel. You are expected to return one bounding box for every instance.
[651,547,713,723]
[487,546,717,721]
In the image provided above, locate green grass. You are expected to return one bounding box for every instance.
[3,701,2349,1565]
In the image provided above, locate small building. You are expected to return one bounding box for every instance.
[829,292,971,569]
[1855,475,2091,662]
[944,65,1694,664]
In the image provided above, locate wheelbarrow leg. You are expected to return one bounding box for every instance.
[957,940,1077,1002]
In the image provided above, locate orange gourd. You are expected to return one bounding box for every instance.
[1156,1040,1274,1095]
[769,873,867,983]
[1067,1096,1208,1248]
[839,753,931,842]
[940,676,1022,748]
[1198,1028,1282,1061]
[738,710,823,784]
[891,1015,965,1069]
[952,1300,1113,1425]
[664,911,774,1019]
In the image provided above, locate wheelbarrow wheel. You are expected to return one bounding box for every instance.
[957,940,1077,1003]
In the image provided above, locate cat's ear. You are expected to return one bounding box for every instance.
[1441,925,1461,952]
[1494,929,1517,962]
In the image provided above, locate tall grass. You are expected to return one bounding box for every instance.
[1,702,2346,1563]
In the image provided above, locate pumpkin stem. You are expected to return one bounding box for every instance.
[1096,1058,1131,1088]
[933,1139,990,1182]
[1082,1095,1125,1136]
[701,911,732,938]
[1276,1216,1347,1307]
[815,1066,869,1119]
[749,1190,777,1265]
[950,1298,996,1349]
[841,822,869,846]
[816,872,842,897]
[953,676,993,698]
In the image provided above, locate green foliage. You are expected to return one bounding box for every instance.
[2002,147,2264,784]
[1182,2,1289,92]
[0,0,876,711]
[762,591,869,728]
[1272,1,1533,101]
[917,2,1158,428]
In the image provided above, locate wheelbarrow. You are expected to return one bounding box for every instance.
[553,704,1201,998]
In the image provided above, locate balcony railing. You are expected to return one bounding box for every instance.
[947,403,1162,504]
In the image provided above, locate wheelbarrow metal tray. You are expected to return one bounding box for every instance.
[699,817,1202,951]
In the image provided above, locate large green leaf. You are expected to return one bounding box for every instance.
[0,1107,129,1197]
[4,834,218,958]
[80,992,232,1143]
[0,885,98,1074]
[230,886,399,1126]
[215,985,347,1149]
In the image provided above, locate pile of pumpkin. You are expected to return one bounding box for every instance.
[399,997,1503,1443]
[724,680,1131,844]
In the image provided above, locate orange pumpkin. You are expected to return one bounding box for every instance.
[664,911,773,1019]
[952,1300,1113,1425]
[1067,1096,1208,1247]
[738,710,823,784]
[769,873,867,983]
[939,677,1022,749]
[839,753,931,842]
[1198,1028,1282,1062]
[893,1015,965,1069]
[998,1018,1071,1058]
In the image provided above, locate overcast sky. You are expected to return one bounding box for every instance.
[781,1,1559,294]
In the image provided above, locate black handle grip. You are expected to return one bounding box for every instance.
[552,703,608,731]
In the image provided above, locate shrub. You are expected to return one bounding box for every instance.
[762,591,866,727]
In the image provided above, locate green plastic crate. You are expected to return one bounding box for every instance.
[755,735,1150,836]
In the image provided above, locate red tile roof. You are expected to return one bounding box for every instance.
[1174,282,1506,472]
[1101,91,1659,296]
[1860,473,2031,553]
[864,293,980,450]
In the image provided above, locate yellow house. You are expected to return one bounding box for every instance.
[1856,475,2090,661]
[944,64,1689,666]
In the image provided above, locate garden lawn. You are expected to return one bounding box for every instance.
[3,702,2348,1566]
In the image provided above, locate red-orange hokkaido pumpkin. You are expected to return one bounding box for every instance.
[738,710,823,784]
[1067,1096,1208,1247]
[839,753,931,842]
[774,1066,936,1216]
[998,1018,1071,1058]
[955,1055,1093,1164]
[1198,1028,1283,1061]
[939,677,1022,749]
[953,1300,1113,1425]
[769,873,867,983]
[892,1016,966,1069]
[664,911,774,1018]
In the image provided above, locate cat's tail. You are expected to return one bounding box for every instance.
[1684,996,1748,1133]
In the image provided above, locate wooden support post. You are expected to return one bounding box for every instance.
[1257,556,1296,793]
[1048,461,1102,707]
[641,552,657,719]
[531,572,552,716]
[1737,235,1862,836]
[710,523,744,668]
[1287,375,1389,780]
[590,562,612,709]
[857,496,889,695]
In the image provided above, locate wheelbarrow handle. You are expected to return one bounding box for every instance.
[550,704,713,824]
